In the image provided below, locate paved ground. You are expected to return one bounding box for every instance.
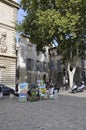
[0,92,86,130]
[59,89,86,98]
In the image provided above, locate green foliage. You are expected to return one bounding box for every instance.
[17,0,86,60]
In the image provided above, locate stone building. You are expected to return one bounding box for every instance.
[49,47,86,86]
[49,47,63,85]
[0,0,20,88]
[16,36,49,84]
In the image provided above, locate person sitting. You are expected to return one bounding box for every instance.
[27,89,32,97]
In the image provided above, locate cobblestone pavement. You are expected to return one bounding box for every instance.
[0,95,86,130]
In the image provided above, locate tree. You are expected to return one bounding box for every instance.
[17,0,86,88]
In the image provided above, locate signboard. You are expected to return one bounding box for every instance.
[18,82,28,102]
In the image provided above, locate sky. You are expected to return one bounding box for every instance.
[16,0,24,42]
[17,0,25,23]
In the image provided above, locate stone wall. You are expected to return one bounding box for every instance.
[0,56,16,88]
[0,0,20,89]
[17,37,49,84]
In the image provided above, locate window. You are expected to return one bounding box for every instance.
[57,60,61,71]
[26,58,34,70]
[35,60,41,71]
[57,72,63,85]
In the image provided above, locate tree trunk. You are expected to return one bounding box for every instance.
[67,63,76,89]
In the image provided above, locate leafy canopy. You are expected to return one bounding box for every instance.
[17,0,86,61]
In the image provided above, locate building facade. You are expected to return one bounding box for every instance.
[16,37,49,84]
[49,47,63,86]
[0,0,19,88]
[49,47,86,86]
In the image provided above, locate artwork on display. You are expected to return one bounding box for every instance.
[37,80,45,86]
[37,80,47,99]
[18,82,28,102]
[39,85,46,94]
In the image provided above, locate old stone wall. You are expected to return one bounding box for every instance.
[0,56,16,88]
[17,37,49,84]
[0,0,19,89]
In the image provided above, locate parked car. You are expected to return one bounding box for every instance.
[0,84,15,96]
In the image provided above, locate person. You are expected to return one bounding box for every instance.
[54,83,60,92]
[49,83,54,95]
[26,88,32,101]
[27,88,32,97]
[45,82,50,90]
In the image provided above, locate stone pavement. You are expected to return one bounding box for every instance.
[59,90,86,98]
[0,94,86,130]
